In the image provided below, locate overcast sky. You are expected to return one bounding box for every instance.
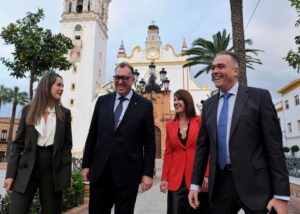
[0,0,299,116]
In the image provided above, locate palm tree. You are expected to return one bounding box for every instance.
[0,85,9,109]
[183,29,262,78]
[5,87,28,161]
[230,0,247,85]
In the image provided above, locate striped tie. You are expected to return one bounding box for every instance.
[114,97,127,129]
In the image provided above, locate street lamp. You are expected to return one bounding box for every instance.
[134,62,170,94]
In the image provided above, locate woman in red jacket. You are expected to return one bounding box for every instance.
[160,89,209,214]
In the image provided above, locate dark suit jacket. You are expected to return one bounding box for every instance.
[82,91,155,187]
[6,105,73,193]
[161,116,209,191]
[191,84,290,211]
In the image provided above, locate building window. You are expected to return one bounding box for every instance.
[68,2,72,12]
[71,83,76,91]
[285,100,289,110]
[88,1,91,11]
[298,120,300,131]
[70,99,74,106]
[72,64,77,74]
[295,95,300,106]
[75,35,81,40]
[76,0,83,13]
[288,122,292,133]
[1,130,7,142]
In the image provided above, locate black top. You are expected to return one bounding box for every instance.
[177,123,190,146]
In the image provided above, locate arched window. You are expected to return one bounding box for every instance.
[68,2,72,12]
[76,0,83,13]
[88,1,91,11]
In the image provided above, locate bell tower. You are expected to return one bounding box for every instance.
[59,0,111,150]
[145,22,162,60]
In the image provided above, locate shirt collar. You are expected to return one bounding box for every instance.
[219,82,239,98]
[116,90,133,101]
[46,107,55,114]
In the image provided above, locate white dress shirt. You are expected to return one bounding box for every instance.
[35,107,56,147]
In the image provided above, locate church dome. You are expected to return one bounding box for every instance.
[148,24,159,30]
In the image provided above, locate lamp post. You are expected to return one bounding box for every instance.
[134,62,170,97]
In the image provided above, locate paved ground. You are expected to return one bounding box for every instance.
[0,169,299,213]
[80,176,300,214]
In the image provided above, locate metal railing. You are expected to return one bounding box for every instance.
[286,157,300,178]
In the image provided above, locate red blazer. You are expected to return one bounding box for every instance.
[161,116,209,191]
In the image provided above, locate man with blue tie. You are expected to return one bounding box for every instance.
[188,52,290,214]
[81,62,156,214]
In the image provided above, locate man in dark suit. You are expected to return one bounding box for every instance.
[188,52,290,214]
[81,62,155,214]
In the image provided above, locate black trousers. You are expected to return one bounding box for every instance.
[10,146,62,214]
[167,179,210,214]
[210,166,267,214]
[89,163,139,214]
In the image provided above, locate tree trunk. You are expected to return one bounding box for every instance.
[230,0,247,85]
[29,70,34,101]
[5,100,17,162]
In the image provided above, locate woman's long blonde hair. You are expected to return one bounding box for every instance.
[26,71,65,125]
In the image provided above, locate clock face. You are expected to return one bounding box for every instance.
[147,48,159,59]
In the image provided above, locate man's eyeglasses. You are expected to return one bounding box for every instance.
[113,75,133,81]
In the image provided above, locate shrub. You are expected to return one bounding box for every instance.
[291,145,300,154]
[283,146,290,153]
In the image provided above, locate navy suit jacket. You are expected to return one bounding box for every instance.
[82,91,155,187]
[192,84,290,211]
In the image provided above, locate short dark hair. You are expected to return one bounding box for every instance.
[174,89,196,120]
[216,51,239,68]
[115,61,134,75]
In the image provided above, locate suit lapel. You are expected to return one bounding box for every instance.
[107,93,116,132]
[229,84,249,139]
[209,94,219,148]
[53,115,64,156]
[171,120,185,148]
[185,117,198,148]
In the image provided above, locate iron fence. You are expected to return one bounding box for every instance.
[286,157,300,178]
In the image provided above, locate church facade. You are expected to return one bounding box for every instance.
[115,24,210,114]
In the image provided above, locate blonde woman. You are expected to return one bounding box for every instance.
[4,71,72,214]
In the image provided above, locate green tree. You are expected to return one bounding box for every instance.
[5,87,28,161]
[0,85,9,109]
[285,0,300,73]
[230,0,247,85]
[0,9,73,100]
[183,29,262,78]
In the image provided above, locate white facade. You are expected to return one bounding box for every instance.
[275,78,300,155]
[115,25,210,113]
[59,0,111,150]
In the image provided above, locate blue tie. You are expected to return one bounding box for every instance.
[114,97,127,129]
[218,93,232,169]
